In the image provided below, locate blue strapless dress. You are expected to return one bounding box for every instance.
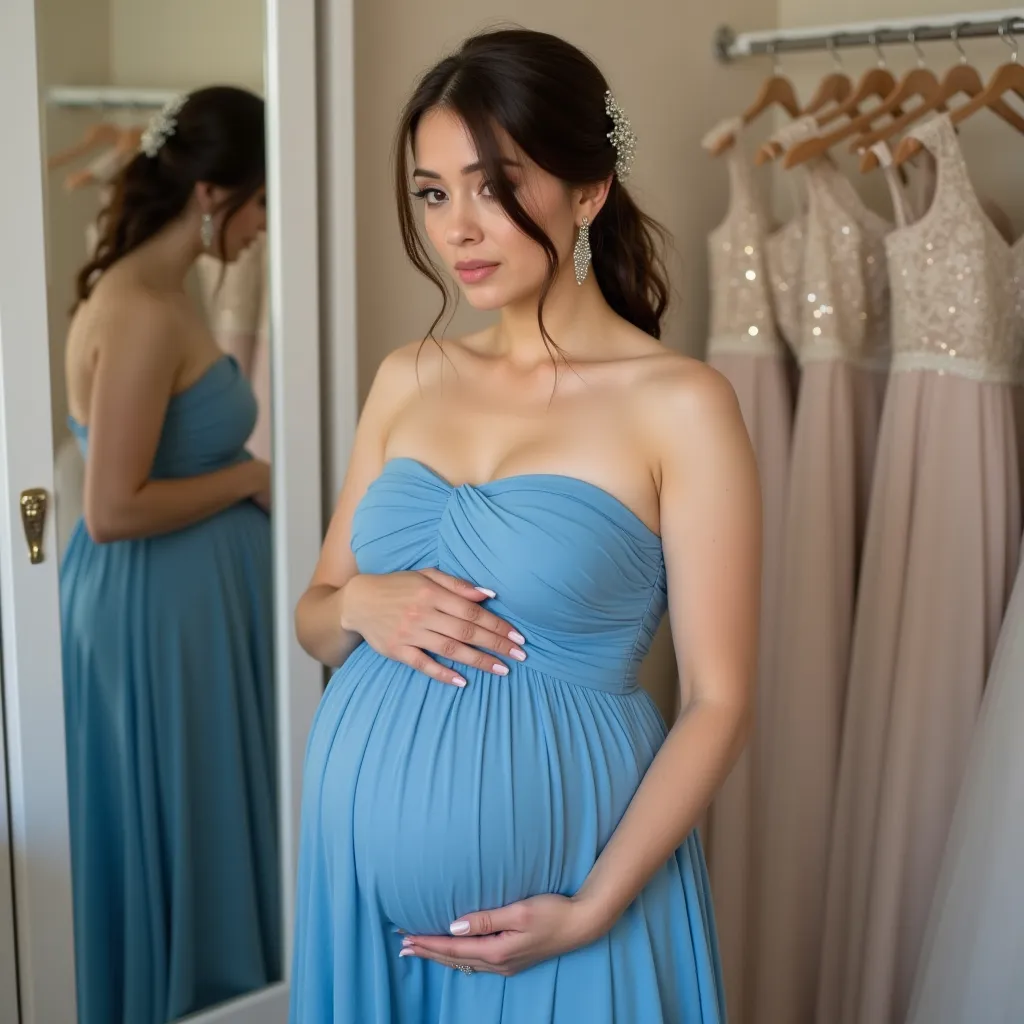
[61,356,281,1024]
[290,457,726,1023]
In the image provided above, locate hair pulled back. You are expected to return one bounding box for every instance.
[75,85,266,307]
[394,28,670,348]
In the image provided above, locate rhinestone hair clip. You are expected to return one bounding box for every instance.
[140,94,188,158]
[605,90,637,182]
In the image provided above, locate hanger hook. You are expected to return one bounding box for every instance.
[998,19,1019,63]
[908,29,926,69]
[869,32,887,69]
[766,39,781,75]
[826,35,844,71]
[950,22,969,65]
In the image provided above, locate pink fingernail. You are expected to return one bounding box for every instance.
[476,587,497,598]
[450,921,471,935]
[510,648,526,662]
[402,937,414,947]
[493,664,510,676]
[452,675,467,688]
[399,949,414,958]
[509,630,526,645]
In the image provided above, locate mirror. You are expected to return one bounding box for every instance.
[35,1,281,1020]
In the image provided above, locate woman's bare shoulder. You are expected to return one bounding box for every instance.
[71,275,186,360]
[630,347,745,451]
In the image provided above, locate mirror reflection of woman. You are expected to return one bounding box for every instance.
[291,30,760,1024]
[60,87,280,1024]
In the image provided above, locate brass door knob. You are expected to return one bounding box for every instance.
[19,488,48,564]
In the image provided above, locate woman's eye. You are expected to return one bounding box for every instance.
[481,180,518,199]
[411,188,446,206]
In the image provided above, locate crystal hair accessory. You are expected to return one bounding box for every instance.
[140,94,188,158]
[605,90,637,182]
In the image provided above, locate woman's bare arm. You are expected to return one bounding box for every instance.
[83,292,265,544]
[573,361,761,930]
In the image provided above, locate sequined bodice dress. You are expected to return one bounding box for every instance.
[754,114,892,1024]
[817,113,1024,1024]
[698,117,795,1024]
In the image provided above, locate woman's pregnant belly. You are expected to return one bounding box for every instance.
[312,643,668,936]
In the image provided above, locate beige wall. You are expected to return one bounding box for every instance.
[110,0,265,91]
[776,0,1024,233]
[354,1,777,721]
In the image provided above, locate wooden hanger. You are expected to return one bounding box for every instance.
[801,36,853,115]
[846,30,943,147]
[894,21,1024,167]
[710,42,801,156]
[47,121,122,170]
[783,32,940,169]
[743,42,802,122]
[857,25,1024,172]
[815,34,900,127]
[758,34,899,166]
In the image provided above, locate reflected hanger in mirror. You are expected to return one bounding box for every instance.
[46,120,122,170]
[858,25,1024,172]
[64,124,142,190]
[894,19,1024,167]
[801,35,853,116]
[783,32,925,168]
[709,41,801,157]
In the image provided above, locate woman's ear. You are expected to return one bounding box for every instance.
[574,176,614,225]
[193,181,227,214]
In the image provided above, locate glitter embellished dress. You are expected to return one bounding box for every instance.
[816,113,1024,1024]
[753,115,893,1024]
[698,117,795,1024]
[765,120,812,360]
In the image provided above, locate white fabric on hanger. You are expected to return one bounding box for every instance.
[907,543,1024,1024]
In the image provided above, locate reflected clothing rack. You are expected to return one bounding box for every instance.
[46,86,185,109]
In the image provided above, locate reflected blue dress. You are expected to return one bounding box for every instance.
[290,458,726,1023]
[61,356,281,1024]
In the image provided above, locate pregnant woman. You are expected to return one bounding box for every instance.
[61,87,280,1022]
[291,29,760,1024]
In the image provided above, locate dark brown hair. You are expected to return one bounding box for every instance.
[75,85,266,307]
[394,28,670,352]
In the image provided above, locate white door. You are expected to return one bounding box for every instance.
[0,0,335,1020]
[0,633,25,1023]
[0,2,79,1022]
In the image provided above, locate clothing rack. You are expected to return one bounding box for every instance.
[46,87,183,109]
[714,10,1024,62]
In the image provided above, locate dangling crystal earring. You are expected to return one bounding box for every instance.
[573,216,591,286]
[200,213,214,250]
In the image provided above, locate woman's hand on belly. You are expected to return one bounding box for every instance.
[341,568,527,686]
[398,893,603,976]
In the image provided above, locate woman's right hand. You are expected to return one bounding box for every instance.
[339,569,527,687]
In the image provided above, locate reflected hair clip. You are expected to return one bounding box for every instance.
[140,94,188,158]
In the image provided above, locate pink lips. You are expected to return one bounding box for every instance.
[455,260,499,284]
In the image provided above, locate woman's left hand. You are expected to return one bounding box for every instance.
[400,894,604,977]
